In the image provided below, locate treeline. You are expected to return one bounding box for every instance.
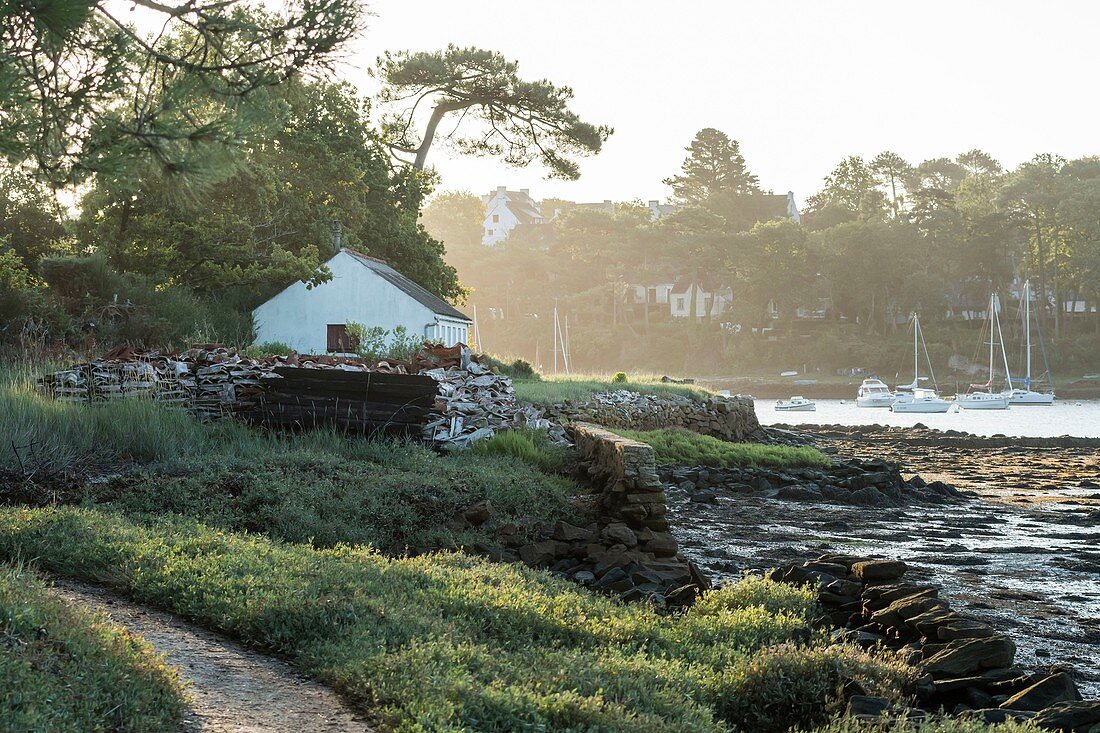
[0,80,460,353]
[427,130,1100,374]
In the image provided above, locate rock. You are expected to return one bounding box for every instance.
[961,709,1036,724]
[777,485,822,501]
[1030,700,1100,731]
[643,532,679,557]
[597,567,634,592]
[862,583,937,611]
[461,500,496,526]
[999,671,1082,712]
[936,618,996,641]
[847,695,891,718]
[870,590,944,628]
[690,490,719,504]
[848,487,891,506]
[573,570,596,584]
[853,559,909,582]
[602,523,638,547]
[921,636,1016,677]
[907,607,959,637]
[665,584,698,607]
[518,540,561,566]
[552,521,595,542]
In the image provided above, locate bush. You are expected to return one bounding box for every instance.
[612,371,628,383]
[0,507,912,733]
[813,718,1037,732]
[241,341,296,358]
[345,323,424,362]
[469,429,571,474]
[0,562,184,732]
[617,428,832,468]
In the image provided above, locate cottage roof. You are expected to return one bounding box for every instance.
[343,249,471,322]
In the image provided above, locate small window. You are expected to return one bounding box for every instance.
[492,214,500,223]
[486,228,494,236]
[327,324,358,353]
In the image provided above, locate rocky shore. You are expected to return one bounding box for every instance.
[771,554,1099,729]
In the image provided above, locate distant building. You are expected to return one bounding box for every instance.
[647,200,681,220]
[253,249,471,354]
[760,191,801,224]
[481,187,544,245]
[669,280,732,319]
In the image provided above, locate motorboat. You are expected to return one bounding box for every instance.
[955,391,1010,410]
[856,378,896,408]
[891,388,952,413]
[892,314,951,413]
[775,396,816,411]
[1002,280,1055,405]
[956,293,1011,411]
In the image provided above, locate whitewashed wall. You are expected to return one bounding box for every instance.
[253,251,469,353]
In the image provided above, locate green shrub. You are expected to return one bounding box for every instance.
[514,374,708,405]
[345,322,424,361]
[0,507,911,733]
[241,341,296,357]
[813,717,1038,732]
[469,429,571,474]
[611,371,628,384]
[0,562,184,732]
[617,428,832,468]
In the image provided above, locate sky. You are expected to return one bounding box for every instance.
[338,0,1100,205]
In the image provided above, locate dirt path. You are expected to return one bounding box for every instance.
[49,579,375,733]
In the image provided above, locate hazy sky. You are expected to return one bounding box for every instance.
[344,1,1098,204]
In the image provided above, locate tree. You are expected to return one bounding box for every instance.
[1,0,365,185]
[373,46,612,179]
[957,149,1003,177]
[664,128,760,205]
[805,156,884,222]
[870,151,911,219]
[82,80,463,301]
[0,168,67,267]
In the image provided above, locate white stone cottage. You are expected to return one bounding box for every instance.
[481,186,544,245]
[252,249,472,354]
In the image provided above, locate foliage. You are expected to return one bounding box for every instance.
[513,374,709,405]
[374,45,612,179]
[0,506,912,732]
[469,429,572,474]
[812,718,1037,733]
[0,563,184,732]
[1,0,365,186]
[345,323,425,362]
[617,428,832,468]
[241,341,297,358]
[665,128,760,204]
[612,371,628,383]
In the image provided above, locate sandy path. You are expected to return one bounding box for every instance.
[49,579,375,733]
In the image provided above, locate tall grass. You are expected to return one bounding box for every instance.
[469,428,572,473]
[617,428,832,468]
[0,561,184,732]
[514,373,709,405]
[0,506,914,733]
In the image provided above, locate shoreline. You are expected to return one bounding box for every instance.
[699,377,1100,401]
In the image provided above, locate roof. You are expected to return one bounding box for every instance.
[498,190,543,224]
[343,249,471,322]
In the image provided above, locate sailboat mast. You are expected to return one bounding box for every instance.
[988,294,995,387]
[995,293,1013,391]
[914,313,920,384]
[1024,280,1032,386]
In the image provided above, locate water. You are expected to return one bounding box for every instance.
[756,398,1100,438]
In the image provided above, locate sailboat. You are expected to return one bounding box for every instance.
[891,313,952,413]
[1003,280,1055,405]
[956,293,1011,410]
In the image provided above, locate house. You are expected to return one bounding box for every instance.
[669,280,732,319]
[630,283,675,306]
[252,249,472,354]
[759,191,801,223]
[481,186,544,245]
[647,200,681,220]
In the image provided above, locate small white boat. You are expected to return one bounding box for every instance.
[955,391,1010,410]
[775,396,816,411]
[891,388,952,413]
[1005,388,1055,405]
[856,378,896,408]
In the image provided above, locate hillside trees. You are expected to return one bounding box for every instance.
[665,128,760,205]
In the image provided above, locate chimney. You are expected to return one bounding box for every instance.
[332,220,342,251]
[520,188,530,196]
[648,200,659,207]
[497,185,507,194]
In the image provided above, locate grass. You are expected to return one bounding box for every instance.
[812,719,1038,733]
[1,377,579,551]
[616,428,832,468]
[0,506,915,733]
[0,562,184,732]
[513,373,710,405]
[469,428,572,474]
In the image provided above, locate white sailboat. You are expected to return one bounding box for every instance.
[1003,280,1055,405]
[855,377,896,408]
[892,313,952,413]
[956,293,1010,410]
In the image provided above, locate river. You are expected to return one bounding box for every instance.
[755,398,1100,438]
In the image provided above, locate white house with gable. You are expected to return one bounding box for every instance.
[252,248,471,354]
[481,186,544,245]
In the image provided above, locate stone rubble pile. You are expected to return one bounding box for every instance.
[771,555,1099,731]
[35,344,563,446]
[543,390,765,443]
[663,458,967,508]
[498,423,707,608]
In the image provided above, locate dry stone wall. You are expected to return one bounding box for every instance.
[510,422,705,607]
[544,391,765,442]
